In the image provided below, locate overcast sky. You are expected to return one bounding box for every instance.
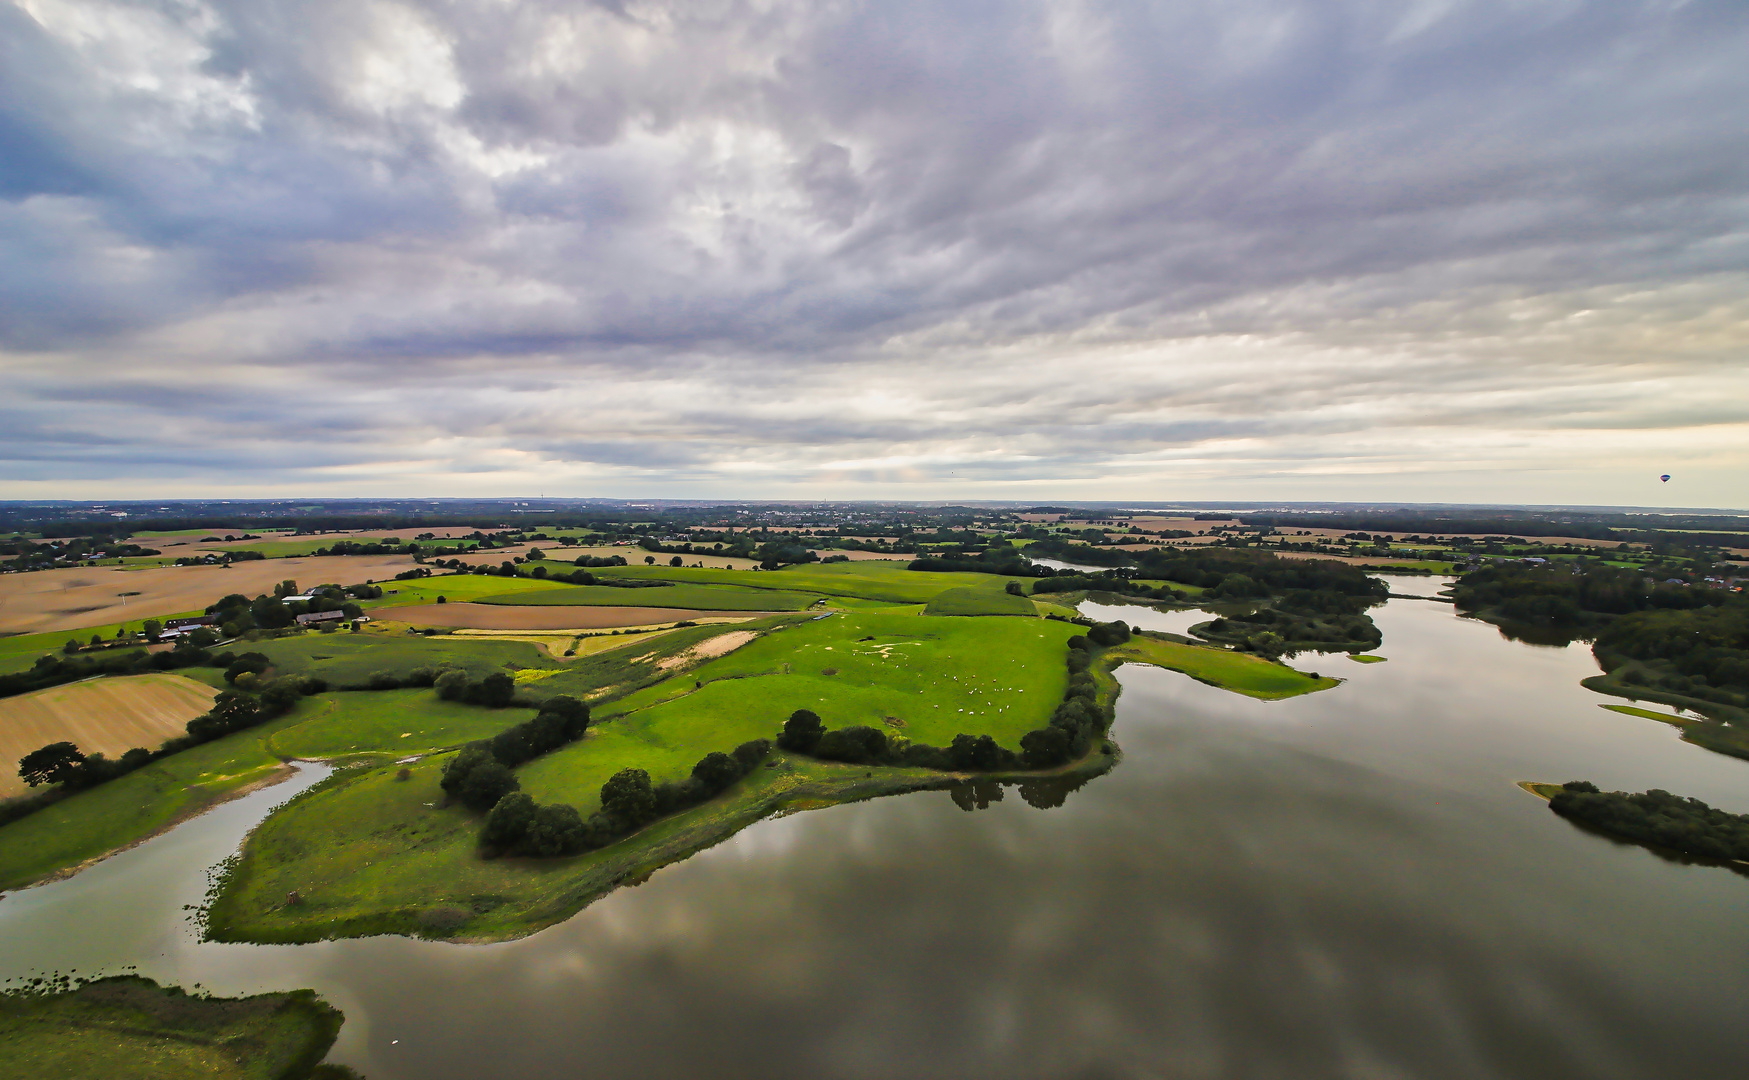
[1,0,1745,507]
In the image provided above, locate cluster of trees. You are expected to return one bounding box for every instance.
[1134,547,1388,599]
[572,554,628,568]
[201,584,375,637]
[310,540,425,556]
[754,541,818,569]
[1020,536,1138,567]
[910,553,1043,576]
[1593,604,1749,705]
[0,536,162,572]
[1195,589,1383,656]
[441,696,775,857]
[1549,781,1749,862]
[434,670,519,708]
[438,697,593,817]
[1452,563,1724,627]
[1030,573,1187,601]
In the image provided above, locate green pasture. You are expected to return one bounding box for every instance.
[216,539,348,558]
[364,573,576,607]
[1110,635,1336,700]
[0,977,342,1080]
[922,585,1038,616]
[248,634,560,686]
[477,582,817,611]
[595,560,1030,605]
[0,709,310,890]
[265,690,535,763]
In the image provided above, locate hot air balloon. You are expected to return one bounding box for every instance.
[1660,474,1671,483]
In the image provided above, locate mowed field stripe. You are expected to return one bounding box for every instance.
[0,674,218,798]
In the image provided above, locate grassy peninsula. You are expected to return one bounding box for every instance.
[1,552,1340,939]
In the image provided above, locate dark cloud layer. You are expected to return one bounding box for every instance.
[1,0,1745,502]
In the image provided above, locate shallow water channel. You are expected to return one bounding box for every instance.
[4,590,1748,1078]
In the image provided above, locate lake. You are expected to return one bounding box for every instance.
[3,587,1746,1078]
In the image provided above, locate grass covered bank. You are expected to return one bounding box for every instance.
[1106,634,1336,699]
[0,976,349,1079]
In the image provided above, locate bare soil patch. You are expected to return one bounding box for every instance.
[656,630,759,671]
[384,603,776,630]
[0,673,218,798]
[0,554,426,635]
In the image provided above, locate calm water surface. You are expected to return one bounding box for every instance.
[3,591,1747,1079]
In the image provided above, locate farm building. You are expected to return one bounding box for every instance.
[294,610,350,627]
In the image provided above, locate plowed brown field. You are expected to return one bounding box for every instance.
[0,554,424,635]
[383,603,776,630]
[0,673,219,797]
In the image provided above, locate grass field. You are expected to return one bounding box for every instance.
[0,674,218,797]
[264,690,534,763]
[921,585,1038,616]
[595,561,1030,605]
[374,603,750,631]
[1109,635,1336,699]
[0,708,309,890]
[248,633,562,686]
[365,573,577,607]
[0,976,342,1080]
[476,582,817,611]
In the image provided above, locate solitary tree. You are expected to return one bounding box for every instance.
[19,742,87,787]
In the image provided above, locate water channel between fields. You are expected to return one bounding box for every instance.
[3,588,1748,1079]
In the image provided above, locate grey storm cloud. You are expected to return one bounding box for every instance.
[0,0,1746,502]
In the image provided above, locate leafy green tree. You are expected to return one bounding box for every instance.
[777,709,824,752]
[18,742,87,787]
[1020,727,1071,768]
[691,751,742,794]
[600,768,657,825]
[950,733,1002,770]
[814,725,889,764]
[482,792,538,850]
[440,745,494,796]
[434,669,470,701]
[471,672,516,708]
[459,761,520,811]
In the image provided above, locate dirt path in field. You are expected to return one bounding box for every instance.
[381,603,781,630]
[0,673,219,798]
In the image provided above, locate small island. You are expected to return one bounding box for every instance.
[0,975,355,1079]
[1522,780,1749,868]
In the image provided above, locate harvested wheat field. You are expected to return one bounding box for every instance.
[0,674,219,798]
[0,555,425,636]
[384,603,779,630]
